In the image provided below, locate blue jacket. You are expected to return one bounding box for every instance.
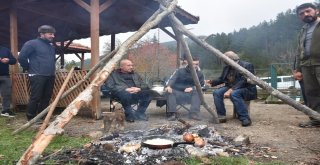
[18,38,56,76]
[167,66,205,91]
[211,61,257,100]
[0,46,17,76]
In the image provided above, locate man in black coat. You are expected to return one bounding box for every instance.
[207,51,257,127]
[106,59,151,122]
[165,57,205,121]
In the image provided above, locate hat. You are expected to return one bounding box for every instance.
[38,25,56,33]
[224,51,240,61]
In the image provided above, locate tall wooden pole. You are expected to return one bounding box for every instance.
[10,6,18,111]
[90,0,101,119]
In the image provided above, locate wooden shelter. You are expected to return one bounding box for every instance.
[0,0,199,118]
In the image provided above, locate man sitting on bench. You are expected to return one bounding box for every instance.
[207,51,257,127]
[165,57,205,121]
[106,59,151,122]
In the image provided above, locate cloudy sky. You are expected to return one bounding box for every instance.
[73,0,310,61]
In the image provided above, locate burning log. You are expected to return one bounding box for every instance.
[17,0,178,164]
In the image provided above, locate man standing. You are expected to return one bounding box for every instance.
[0,46,17,117]
[295,3,320,127]
[207,51,257,127]
[18,25,56,121]
[165,57,204,121]
[106,59,151,122]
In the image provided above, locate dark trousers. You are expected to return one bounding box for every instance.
[301,66,320,113]
[166,89,201,114]
[0,76,12,112]
[27,75,55,120]
[299,80,308,106]
[114,90,152,119]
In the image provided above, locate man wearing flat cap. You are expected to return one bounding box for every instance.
[18,25,56,121]
[207,51,257,127]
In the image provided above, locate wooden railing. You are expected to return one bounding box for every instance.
[13,70,90,107]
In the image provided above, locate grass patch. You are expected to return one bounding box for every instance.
[0,116,91,164]
[183,156,287,165]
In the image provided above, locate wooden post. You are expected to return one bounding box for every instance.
[90,0,101,119]
[111,33,115,51]
[10,6,18,111]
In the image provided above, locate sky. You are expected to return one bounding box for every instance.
[71,0,309,62]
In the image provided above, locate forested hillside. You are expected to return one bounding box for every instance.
[163,8,306,73]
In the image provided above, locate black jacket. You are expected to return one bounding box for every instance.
[18,38,56,76]
[211,61,257,100]
[106,69,149,94]
[0,46,17,76]
[166,66,205,91]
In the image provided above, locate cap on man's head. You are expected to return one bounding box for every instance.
[38,25,56,33]
[224,51,240,61]
[296,3,317,15]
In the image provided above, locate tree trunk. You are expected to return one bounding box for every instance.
[17,1,177,164]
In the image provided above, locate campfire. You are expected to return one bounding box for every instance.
[39,122,253,164]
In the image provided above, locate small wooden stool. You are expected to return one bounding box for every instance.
[233,101,251,119]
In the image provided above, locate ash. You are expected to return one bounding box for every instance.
[38,124,251,165]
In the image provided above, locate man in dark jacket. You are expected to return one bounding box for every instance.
[106,59,151,122]
[18,25,56,121]
[165,57,205,121]
[0,46,17,117]
[294,3,320,127]
[208,51,257,127]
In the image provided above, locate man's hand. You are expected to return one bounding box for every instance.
[0,58,9,64]
[293,70,303,81]
[126,87,141,94]
[224,88,233,98]
[184,87,193,93]
[165,86,173,93]
[205,80,212,86]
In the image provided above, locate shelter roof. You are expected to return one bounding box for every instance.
[0,0,199,50]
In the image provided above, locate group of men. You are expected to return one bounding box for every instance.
[0,3,319,128]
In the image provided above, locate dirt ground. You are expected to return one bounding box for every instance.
[10,94,320,164]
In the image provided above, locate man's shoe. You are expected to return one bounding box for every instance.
[1,111,16,118]
[125,118,135,123]
[218,115,227,123]
[167,113,177,121]
[189,113,202,121]
[241,119,252,127]
[299,120,320,128]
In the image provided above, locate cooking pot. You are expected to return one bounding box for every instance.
[141,135,194,149]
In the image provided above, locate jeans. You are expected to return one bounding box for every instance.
[0,76,12,112]
[213,86,250,121]
[27,75,55,119]
[114,90,152,119]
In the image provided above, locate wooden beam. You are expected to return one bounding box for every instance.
[99,0,114,13]
[10,6,19,111]
[111,33,115,51]
[80,53,85,70]
[73,0,91,12]
[90,0,101,119]
[160,27,176,40]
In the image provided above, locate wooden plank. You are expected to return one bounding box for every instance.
[73,0,91,12]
